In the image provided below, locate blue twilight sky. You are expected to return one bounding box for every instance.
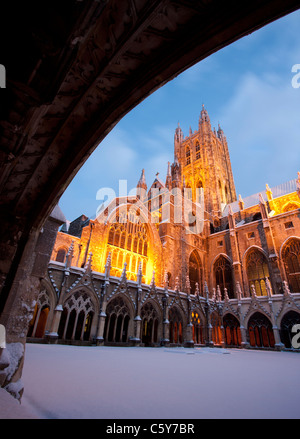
[59,9,300,222]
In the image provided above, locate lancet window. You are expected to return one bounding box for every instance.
[282,239,300,293]
[107,215,149,281]
[214,256,234,298]
[246,249,270,296]
[186,147,191,165]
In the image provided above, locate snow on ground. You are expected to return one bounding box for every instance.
[18,343,300,419]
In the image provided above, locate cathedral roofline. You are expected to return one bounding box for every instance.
[222,178,298,216]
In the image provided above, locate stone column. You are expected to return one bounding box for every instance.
[184,276,194,348]
[237,301,249,349]
[266,283,284,350]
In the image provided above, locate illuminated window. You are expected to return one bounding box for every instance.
[106,215,149,281]
[186,147,191,165]
[246,249,270,296]
[108,228,114,244]
[127,235,132,251]
[119,231,125,248]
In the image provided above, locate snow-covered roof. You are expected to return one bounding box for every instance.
[222,178,297,216]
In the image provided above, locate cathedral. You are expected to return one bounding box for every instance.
[27,106,300,350]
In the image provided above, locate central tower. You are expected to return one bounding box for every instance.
[173,105,237,216]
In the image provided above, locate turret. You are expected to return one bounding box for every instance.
[174,122,183,161]
[136,169,147,201]
[199,104,211,132]
[165,162,172,191]
[171,159,181,189]
[217,123,226,141]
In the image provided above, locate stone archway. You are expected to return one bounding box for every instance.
[247,312,275,348]
[104,295,133,344]
[140,301,161,346]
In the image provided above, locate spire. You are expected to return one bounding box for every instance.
[137,261,143,286]
[174,122,183,143]
[137,169,147,190]
[150,271,156,289]
[228,204,235,230]
[238,194,244,211]
[136,169,147,200]
[165,161,172,190]
[266,183,273,201]
[259,192,269,221]
[164,270,169,290]
[217,123,225,140]
[174,122,183,162]
[185,275,191,295]
[65,241,74,268]
[171,160,181,189]
[200,104,211,125]
[120,262,127,283]
[105,252,111,279]
[84,252,93,273]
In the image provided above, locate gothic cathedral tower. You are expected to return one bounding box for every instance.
[173,105,237,217]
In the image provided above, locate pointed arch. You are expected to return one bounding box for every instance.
[101,200,162,284]
[211,311,223,345]
[223,313,241,347]
[189,250,202,294]
[140,300,162,346]
[58,288,97,342]
[244,247,270,296]
[27,279,57,339]
[104,293,134,344]
[213,254,234,299]
[280,237,300,293]
[279,310,300,348]
[169,305,185,345]
[191,308,205,344]
[247,312,275,348]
